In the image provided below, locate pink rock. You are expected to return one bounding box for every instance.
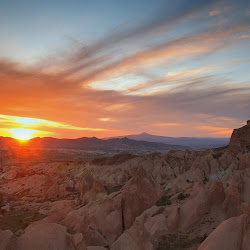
[70,233,87,250]
[121,168,163,229]
[242,168,250,203]
[15,223,74,250]
[144,214,168,248]
[82,179,107,205]
[111,220,154,250]
[198,215,243,250]
[77,170,107,205]
[229,121,250,150]
[166,206,179,232]
[208,180,225,206]
[45,184,68,200]
[77,169,94,201]
[135,206,160,225]
[87,247,107,250]
[241,205,250,250]
[242,226,250,250]
[0,229,13,249]
[179,182,210,231]
[223,181,242,218]
[63,195,123,246]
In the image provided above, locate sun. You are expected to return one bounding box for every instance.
[9,128,36,141]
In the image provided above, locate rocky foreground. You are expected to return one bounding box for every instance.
[0,122,250,250]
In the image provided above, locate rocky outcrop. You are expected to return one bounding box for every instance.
[165,206,179,233]
[0,229,13,249]
[179,182,210,231]
[121,168,163,229]
[223,179,243,218]
[63,168,163,246]
[144,214,168,247]
[77,170,107,205]
[208,180,225,206]
[229,121,250,150]
[198,205,250,250]
[110,220,154,250]
[63,195,123,246]
[13,223,77,250]
[198,215,243,250]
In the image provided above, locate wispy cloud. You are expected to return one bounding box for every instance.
[154,123,181,127]
[209,10,221,16]
[0,114,108,138]
[196,125,233,136]
[0,0,249,138]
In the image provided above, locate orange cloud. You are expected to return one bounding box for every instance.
[154,123,180,127]
[166,67,210,81]
[0,114,108,139]
[86,23,249,91]
[209,10,221,16]
[196,125,233,137]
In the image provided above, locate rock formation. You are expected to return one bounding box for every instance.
[0,121,249,249]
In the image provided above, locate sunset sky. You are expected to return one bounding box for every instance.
[0,0,249,139]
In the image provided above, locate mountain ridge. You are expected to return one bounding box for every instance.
[0,136,189,152]
[104,132,230,150]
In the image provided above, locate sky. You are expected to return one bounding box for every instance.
[0,0,250,139]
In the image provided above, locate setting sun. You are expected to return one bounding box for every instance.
[9,128,36,141]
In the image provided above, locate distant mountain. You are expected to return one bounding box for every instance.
[106,132,230,150]
[0,136,189,152]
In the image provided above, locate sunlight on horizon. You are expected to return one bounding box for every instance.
[9,128,38,140]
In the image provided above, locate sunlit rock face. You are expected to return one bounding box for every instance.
[229,120,250,150]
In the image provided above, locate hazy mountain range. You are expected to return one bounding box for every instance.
[106,132,230,150]
[0,136,188,152]
[0,132,230,152]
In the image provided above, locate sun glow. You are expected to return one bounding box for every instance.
[9,128,36,141]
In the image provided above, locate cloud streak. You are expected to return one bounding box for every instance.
[0,0,249,137]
